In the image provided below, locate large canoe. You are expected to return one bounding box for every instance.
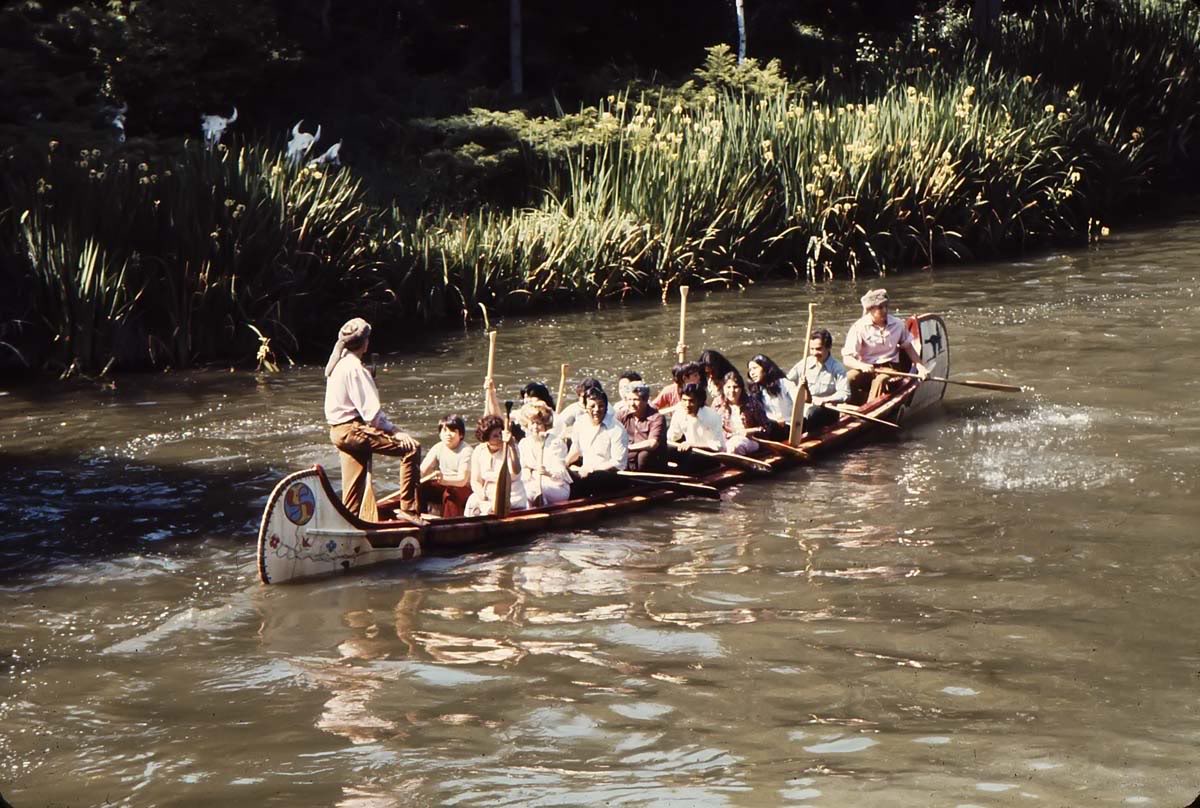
[257,314,951,584]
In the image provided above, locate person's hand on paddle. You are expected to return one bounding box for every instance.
[675,342,687,359]
[501,428,512,444]
[914,363,931,380]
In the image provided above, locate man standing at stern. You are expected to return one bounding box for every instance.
[324,318,421,519]
[842,289,931,403]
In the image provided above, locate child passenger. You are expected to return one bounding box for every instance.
[419,414,474,517]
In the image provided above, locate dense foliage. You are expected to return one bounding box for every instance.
[1,1,1198,376]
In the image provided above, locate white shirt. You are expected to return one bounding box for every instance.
[571,413,629,473]
[519,435,571,486]
[470,443,528,508]
[324,353,394,431]
[555,401,585,439]
[667,406,727,452]
[758,381,797,422]
[424,441,473,480]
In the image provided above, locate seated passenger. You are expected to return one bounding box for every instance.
[713,371,770,456]
[787,328,852,433]
[747,354,794,441]
[612,371,643,418]
[842,289,930,403]
[419,414,474,517]
[556,377,603,443]
[565,388,630,497]
[513,381,556,437]
[618,383,666,471]
[518,401,572,507]
[464,415,528,516]
[699,349,738,402]
[667,382,726,452]
[652,361,703,412]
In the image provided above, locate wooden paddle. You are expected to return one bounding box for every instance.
[754,436,810,460]
[492,400,515,517]
[617,469,696,482]
[873,367,1024,393]
[480,326,499,415]
[787,302,817,446]
[691,446,773,472]
[825,403,901,429]
[556,363,569,414]
[360,464,380,522]
[677,285,690,362]
[612,470,720,499]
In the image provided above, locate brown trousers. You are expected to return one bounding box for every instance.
[329,422,421,516]
[846,361,904,404]
[420,481,470,518]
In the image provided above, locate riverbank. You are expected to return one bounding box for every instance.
[3,0,1198,377]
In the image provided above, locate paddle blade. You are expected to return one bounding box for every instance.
[360,469,380,522]
[949,379,1025,393]
[492,461,512,517]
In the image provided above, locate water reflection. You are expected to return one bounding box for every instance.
[5,225,1200,804]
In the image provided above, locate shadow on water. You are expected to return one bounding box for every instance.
[0,448,279,581]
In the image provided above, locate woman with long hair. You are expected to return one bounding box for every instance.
[713,371,769,456]
[747,354,794,441]
[698,349,738,401]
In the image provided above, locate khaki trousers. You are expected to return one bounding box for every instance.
[846,361,904,404]
[329,422,421,516]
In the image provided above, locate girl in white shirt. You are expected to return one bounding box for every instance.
[465,415,528,517]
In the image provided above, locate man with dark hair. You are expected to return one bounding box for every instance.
[618,383,666,471]
[557,377,604,440]
[665,382,725,474]
[652,361,703,411]
[565,387,629,496]
[786,327,851,433]
[324,317,421,518]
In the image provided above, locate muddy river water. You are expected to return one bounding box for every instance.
[2,221,1199,806]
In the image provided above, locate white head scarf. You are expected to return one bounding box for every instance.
[324,317,371,377]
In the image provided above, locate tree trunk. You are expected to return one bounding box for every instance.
[972,0,1001,47]
[510,0,523,95]
[734,0,746,64]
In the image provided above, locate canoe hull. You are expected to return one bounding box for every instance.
[257,313,951,584]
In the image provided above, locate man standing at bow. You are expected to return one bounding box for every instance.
[324,318,422,518]
[842,289,931,403]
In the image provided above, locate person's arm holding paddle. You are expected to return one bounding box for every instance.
[901,332,931,380]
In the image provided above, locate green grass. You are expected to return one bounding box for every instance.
[1,0,1195,375]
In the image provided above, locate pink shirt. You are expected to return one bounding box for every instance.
[842,313,917,366]
[651,383,680,411]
